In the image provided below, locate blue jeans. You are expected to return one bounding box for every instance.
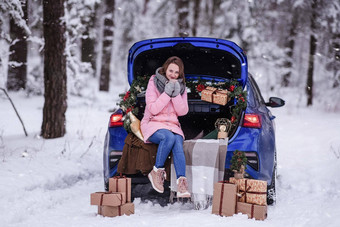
[148,129,186,179]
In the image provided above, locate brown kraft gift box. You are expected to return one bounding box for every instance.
[237,202,267,220]
[201,87,217,103]
[90,192,126,206]
[98,203,135,217]
[213,89,229,106]
[212,182,237,217]
[229,177,267,206]
[109,177,131,202]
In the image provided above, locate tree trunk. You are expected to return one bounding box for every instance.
[41,0,67,138]
[306,0,317,106]
[192,0,200,37]
[7,0,28,91]
[282,10,298,87]
[209,0,221,35]
[81,3,97,75]
[331,37,340,88]
[176,0,190,37]
[142,0,149,15]
[99,0,115,91]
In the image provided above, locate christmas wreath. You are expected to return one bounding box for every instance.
[118,76,247,132]
[185,78,248,122]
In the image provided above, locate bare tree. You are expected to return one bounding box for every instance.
[99,0,115,91]
[41,0,67,138]
[142,0,149,15]
[325,2,340,89]
[176,0,190,37]
[81,2,97,74]
[209,0,221,35]
[0,88,28,136]
[306,0,317,106]
[328,34,340,88]
[7,0,28,91]
[282,5,299,87]
[192,0,200,36]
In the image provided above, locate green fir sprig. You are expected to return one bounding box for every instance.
[185,78,248,122]
[117,75,151,116]
[230,150,248,172]
[117,76,248,131]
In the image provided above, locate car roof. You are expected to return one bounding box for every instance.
[127,37,248,87]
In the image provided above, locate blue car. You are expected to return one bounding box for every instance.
[103,37,285,205]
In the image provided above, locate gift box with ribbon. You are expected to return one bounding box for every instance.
[201,86,217,103]
[91,175,134,218]
[212,181,237,217]
[236,201,267,220]
[201,87,229,106]
[213,89,229,106]
[90,192,126,207]
[98,203,135,217]
[229,177,267,206]
[109,176,132,202]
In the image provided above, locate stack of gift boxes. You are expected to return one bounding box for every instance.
[90,177,134,217]
[201,86,230,106]
[212,177,267,220]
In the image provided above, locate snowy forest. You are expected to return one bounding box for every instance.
[1,1,340,226]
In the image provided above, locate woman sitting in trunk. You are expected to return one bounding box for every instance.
[141,56,190,198]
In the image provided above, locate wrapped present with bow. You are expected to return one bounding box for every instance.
[201,86,217,103]
[213,89,230,106]
[109,175,132,203]
[201,87,230,106]
[229,177,267,206]
[91,191,126,206]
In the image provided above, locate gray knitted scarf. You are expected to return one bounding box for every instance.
[154,67,186,95]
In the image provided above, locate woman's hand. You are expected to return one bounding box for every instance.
[172,80,181,97]
[164,81,175,96]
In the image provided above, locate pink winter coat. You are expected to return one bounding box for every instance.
[141,75,189,143]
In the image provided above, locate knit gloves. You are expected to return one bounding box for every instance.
[172,81,181,97]
[164,82,175,97]
[164,81,181,97]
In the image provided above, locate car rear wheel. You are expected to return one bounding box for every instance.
[267,152,277,205]
[267,168,276,205]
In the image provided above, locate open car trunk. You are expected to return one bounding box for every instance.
[128,37,248,87]
[179,99,237,140]
[136,96,239,140]
[130,38,248,140]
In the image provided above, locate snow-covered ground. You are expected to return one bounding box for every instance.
[1,89,340,227]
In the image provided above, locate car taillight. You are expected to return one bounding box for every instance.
[109,113,124,127]
[243,114,261,128]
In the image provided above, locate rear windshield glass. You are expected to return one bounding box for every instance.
[133,44,241,80]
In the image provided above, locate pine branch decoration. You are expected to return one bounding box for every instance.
[230,150,247,172]
[117,76,248,132]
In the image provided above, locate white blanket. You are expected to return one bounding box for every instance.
[170,139,228,209]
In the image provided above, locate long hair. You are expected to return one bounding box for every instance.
[159,56,185,83]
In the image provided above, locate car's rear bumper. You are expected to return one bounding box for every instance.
[227,126,274,185]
